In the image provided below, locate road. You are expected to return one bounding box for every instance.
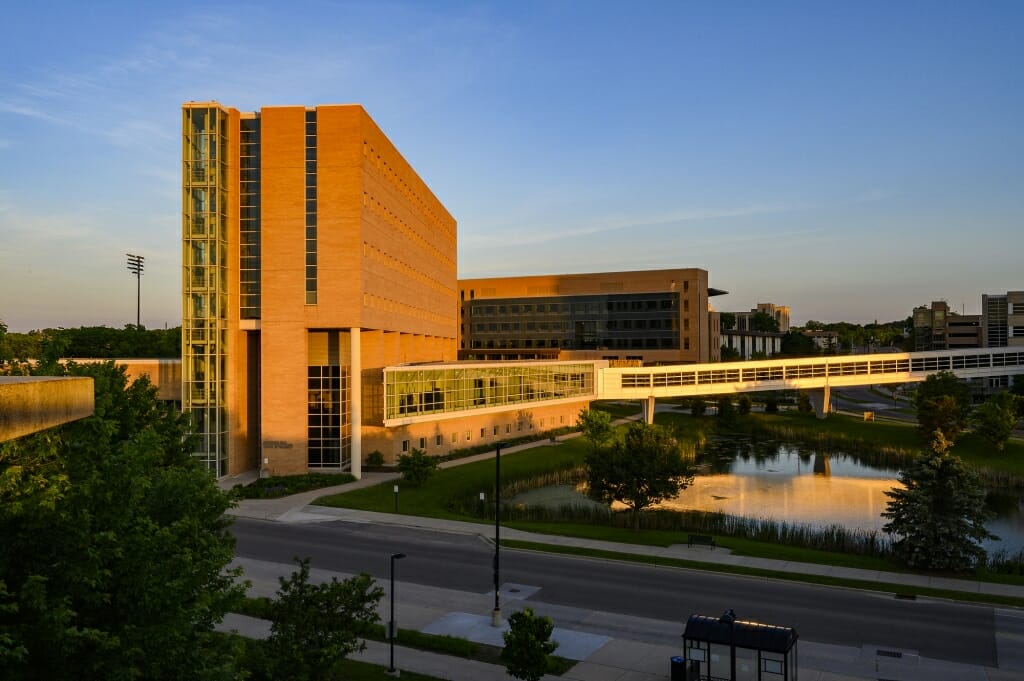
[231,517,998,666]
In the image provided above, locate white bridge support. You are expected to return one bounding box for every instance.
[642,396,656,424]
[807,385,831,419]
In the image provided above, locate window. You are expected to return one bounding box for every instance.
[465,430,472,441]
[402,440,410,452]
[480,428,486,438]
[684,337,690,350]
[493,425,499,435]
[451,432,457,444]
[435,434,443,446]
[506,424,511,433]
[560,415,565,424]
[419,437,426,449]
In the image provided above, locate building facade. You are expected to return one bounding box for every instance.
[182,102,458,477]
[457,269,725,365]
[982,292,1024,348]
[912,301,982,351]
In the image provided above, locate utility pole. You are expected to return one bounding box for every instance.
[126,253,144,327]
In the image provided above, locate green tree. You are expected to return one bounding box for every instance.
[0,361,244,681]
[970,391,1019,451]
[796,391,813,414]
[501,607,559,681]
[779,331,817,357]
[719,345,741,361]
[736,394,752,416]
[719,312,736,331]
[914,371,972,441]
[749,311,780,333]
[577,408,613,452]
[764,394,779,414]
[396,447,439,486]
[882,432,996,571]
[265,558,383,681]
[690,397,707,417]
[1011,376,1024,418]
[715,396,735,424]
[585,423,693,531]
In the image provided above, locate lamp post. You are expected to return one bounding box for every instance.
[125,253,144,327]
[388,552,407,675]
[492,441,510,627]
[393,484,399,513]
[719,608,736,681]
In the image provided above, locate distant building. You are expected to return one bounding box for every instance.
[457,269,727,365]
[802,330,839,351]
[982,291,1024,348]
[912,301,982,351]
[720,303,789,359]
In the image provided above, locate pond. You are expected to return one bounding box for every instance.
[666,436,1024,555]
[511,436,1024,555]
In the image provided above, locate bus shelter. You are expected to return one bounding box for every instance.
[681,611,798,681]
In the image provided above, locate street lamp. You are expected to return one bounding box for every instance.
[492,441,511,627]
[125,253,144,328]
[388,552,407,675]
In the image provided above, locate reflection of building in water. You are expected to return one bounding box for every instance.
[812,454,830,476]
[663,473,897,531]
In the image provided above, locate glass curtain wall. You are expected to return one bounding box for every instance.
[308,331,351,470]
[385,363,595,420]
[183,105,229,476]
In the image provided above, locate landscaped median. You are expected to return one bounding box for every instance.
[311,407,1024,604]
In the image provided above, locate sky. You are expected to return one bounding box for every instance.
[1,1,1021,332]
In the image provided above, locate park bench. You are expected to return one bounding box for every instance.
[687,534,716,549]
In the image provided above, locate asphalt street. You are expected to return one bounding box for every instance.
[231,516,998,666]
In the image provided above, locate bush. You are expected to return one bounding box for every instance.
[764,395,779,414]
[737,395,752,416]
[502,607,559,681]
[365,450,385,467]
[690,398,707,417]
[232,472,356,499]
[397,448,440,486]
[797,391,813,414]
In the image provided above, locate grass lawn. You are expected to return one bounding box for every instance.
[315,437,592,519]
[590,400,644,419]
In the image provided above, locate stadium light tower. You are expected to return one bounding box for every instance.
[126,253,145,328]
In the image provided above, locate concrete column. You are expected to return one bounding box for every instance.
[350,328,362,479]
[643,396,656,424]
[808,385,831,419]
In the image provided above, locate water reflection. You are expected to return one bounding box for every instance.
[662,437,1024,553]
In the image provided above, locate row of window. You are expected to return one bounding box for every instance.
[470,299,678,316]
[305,112,318,305]
[469,318,680,333]
[470,337,686,350]
[400,415,569,452]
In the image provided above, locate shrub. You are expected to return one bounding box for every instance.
[764,394,779,414]
[502,607,559,681]
[397,448,440,486]
[365,450,385,467]
[737,395,752,416]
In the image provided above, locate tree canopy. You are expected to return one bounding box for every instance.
[585,422,693,531]
[577,408,613,452]
[970,391,1020,451]
[0,325,181,362]
[881,432,995,571]
[914,371,972,441]
[0,361,243,680]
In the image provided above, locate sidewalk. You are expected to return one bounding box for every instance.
[222,427,1024,680]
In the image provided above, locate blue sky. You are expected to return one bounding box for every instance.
[1,1,1021,331]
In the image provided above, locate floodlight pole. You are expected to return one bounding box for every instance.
[126,253,145,327]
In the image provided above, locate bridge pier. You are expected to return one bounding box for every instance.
[642,396,656,425]
[807,385,831,419]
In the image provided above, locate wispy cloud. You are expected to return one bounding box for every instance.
[463,202,813,248]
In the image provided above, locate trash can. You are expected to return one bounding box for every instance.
[670,655,686,681]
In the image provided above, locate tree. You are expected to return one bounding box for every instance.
[1011,376,1024,418]
[881,431,996,571]
[397,447,439,486]
[918,394,969,443]
[796,391,813,414]
[749,311,780,333]
[764,394,779,414]
[779,331,817,357]
[266,558,383,681]
[501,607,559,681]
[736,394,752,416]
[577,408,613,452]
[719,345,741,361]
[970,392,1019,451]
[719,312,736,331]
[715,396,735,424]
[0,361,244,681]
[690,397,707,417]
[914,371,972,441]
[585,423,693,531]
